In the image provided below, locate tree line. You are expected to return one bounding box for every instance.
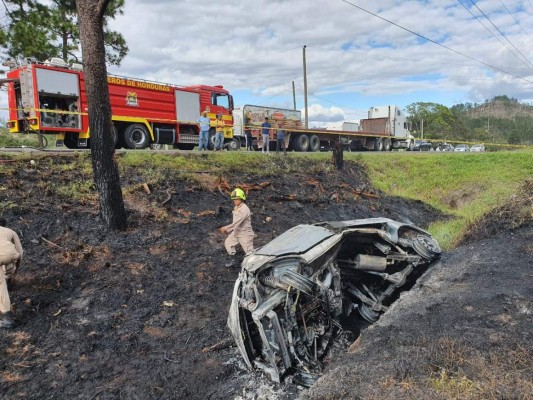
[0,0,127,66]
[406,96,533,145]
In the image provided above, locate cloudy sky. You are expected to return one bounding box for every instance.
[4,0,533,126]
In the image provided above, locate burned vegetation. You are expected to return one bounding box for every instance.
[0,154,454,399]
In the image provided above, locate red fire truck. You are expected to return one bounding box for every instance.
[2,58,234,149]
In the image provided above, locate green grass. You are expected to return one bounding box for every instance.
[2,148,530,249]
[351,151,533,248]
[0,127,55,148]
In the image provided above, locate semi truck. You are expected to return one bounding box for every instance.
[1,58,234,149]
[233,104,414,152]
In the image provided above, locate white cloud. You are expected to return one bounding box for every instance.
[2,0,533,123]
[306,104,345,125]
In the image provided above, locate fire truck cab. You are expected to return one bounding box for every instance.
[2,58,234,150]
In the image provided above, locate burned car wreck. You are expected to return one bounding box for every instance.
[227,218,441,384]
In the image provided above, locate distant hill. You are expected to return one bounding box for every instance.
[452,96,533,120]
[450,96,533,145]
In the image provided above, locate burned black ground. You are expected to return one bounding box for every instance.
[0,154,530,399]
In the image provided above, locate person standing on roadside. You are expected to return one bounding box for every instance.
[197,110,211,151]
[219,188,254,267]
[275,122,287,155]
[244,111,254,151]
[0,217,23,329]
[261,117,271,154]
[214,113,225,151]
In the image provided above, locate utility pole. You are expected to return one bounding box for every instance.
[421,119,424,140]
[303,45,308,129]
[292,80,296,111]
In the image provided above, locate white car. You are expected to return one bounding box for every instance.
[471,144,485,152]
[454,144,470,152]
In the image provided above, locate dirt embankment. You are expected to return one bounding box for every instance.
[0,154,530,400]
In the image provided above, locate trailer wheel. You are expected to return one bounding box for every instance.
[293,134,309,152]
[226,137,241,151]
[309,134,320,152]
[375,138,384,151]
[123,124,150,149]
[384,139,392,151]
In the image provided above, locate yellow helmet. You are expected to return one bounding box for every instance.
[230,188,246,201]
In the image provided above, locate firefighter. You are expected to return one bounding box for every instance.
[0,218,23,329]
[219,188,254,267]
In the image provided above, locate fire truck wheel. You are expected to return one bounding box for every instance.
[207,131,216,150]
[111,125,121,149]
[64,133,79,149]
[226,137,241,151]
[309,135,320,152]
[174,144,195,150]
[123,124,150,149]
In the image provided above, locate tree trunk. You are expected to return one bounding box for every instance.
[76,0,127,230]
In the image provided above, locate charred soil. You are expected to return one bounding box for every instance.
[0,154,530,399]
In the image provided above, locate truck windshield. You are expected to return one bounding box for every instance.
[213,93,229,109]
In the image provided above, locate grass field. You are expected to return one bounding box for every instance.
[2,141,531,249]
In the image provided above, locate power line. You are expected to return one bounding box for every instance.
[256,88,295,106]
[457,0,533,72]
[328,46,526,71]
[339,0,533,85]
[465,0,533,70]
[498,0,532,43]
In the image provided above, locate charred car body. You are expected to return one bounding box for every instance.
[227,218,441,384]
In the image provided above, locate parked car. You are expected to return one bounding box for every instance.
[228,218,442,385]
[435,142,454,152]
[470,144,485,152]
[454,144,470,152]
[413,140,432,151]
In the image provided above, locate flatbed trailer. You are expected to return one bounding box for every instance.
[233,104,414,152]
